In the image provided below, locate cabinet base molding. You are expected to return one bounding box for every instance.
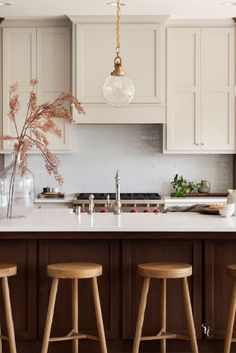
[8,341,235,353]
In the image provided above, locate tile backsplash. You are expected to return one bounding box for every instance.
[4,124,233,195]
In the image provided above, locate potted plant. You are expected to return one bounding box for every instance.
[170,174,200,197]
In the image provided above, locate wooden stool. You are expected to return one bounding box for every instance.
[0,264,17,353]
[224,264,236,353]
[41,262,107,353]
[132,262,199,353]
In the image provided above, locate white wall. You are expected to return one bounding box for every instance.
[6,125,233,195]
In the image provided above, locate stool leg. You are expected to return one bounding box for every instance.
[132,277,150,353]
[224,280,236,353]
[41,278,59,353]
[2,277,17,353]
[160,278,167,353]
[182,277,199,353]
[72,279,79,353]
[91,277,108,353]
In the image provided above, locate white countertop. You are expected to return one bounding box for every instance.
[0,208,236,232]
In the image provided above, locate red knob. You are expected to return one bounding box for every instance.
[130,208,138,213]
[153,209,160,214]
[144,209,151,213]
[100,209,108,213]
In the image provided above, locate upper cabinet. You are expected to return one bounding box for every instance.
[164,26,235,153]
[70,16,167,124]
[2,26,71,153]
[2,28,37,152]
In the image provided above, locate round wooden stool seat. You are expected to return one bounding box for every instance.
[47,262,102,279]
[227,264,236,278]
[138,262,192,279]
[0,264,17,278]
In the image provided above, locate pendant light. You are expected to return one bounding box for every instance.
[103,0,135,107]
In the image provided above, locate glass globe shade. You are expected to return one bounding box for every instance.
[102,75,135,107]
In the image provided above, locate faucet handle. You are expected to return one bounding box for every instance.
[106,194,111,207]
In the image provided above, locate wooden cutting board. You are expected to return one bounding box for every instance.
[40,192,65,199]
[199,206,220,215]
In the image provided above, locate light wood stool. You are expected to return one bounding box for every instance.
[41,262,108,353]
[0,264,17,353]
[224,264,236,353]
[132,262,199,353]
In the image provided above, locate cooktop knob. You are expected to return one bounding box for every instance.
[100,208,108,213]
[153,208,160,214]
[130,208,138,213]
[144,209,151,213]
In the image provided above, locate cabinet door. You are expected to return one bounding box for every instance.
[200,28,235,152]
[38,240,119,345]
[122,240,202,346]
[37,28,71,152]
[74,21,166,123]
[205,240,236,340]
[0,240,37,340]
[2,28,36,151]
[166,28,201,152]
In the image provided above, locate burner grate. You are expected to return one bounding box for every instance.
[76,192,161,200]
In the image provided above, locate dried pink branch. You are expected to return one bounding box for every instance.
[30,79,38,86]
[2,79,85,185]
[0,135,18,141]
[8,83,20,131]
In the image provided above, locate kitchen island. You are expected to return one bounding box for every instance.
[0,209,236,353]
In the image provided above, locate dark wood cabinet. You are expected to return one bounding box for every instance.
[0,240,36,340]
[205,240,236,340]
[0,233,235,353]
[122,240,202,340]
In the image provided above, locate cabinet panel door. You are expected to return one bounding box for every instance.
[166,28,201,151]
[38,240,119,344]
[205,240,236,340]
[122,240,202,341]
[2,28,36,151]
[75,23,164,105]
[0,240,36,340]
[37,28,71,152]
[201,28,235,152]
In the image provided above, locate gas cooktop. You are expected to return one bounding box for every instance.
[73,192,164,213]
[75,193,161,200]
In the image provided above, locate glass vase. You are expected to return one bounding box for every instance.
[0,155,34,218]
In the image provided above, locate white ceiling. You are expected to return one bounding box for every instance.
[0,0,236,19]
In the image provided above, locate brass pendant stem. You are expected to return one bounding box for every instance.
[113,0,125,77]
